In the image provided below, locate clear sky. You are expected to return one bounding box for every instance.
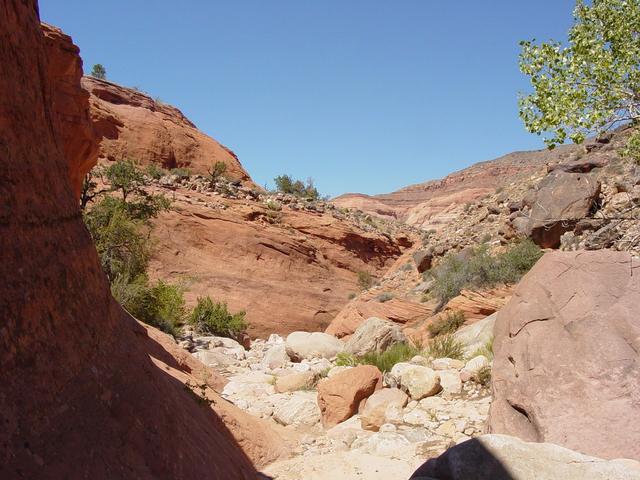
[40,0,575,197]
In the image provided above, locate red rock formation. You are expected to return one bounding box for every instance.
[82,76,254,184]
[148,191,411,337]
[488,250,640,461]
[0,5,284,478]
[41,23,99,198]
[333,145,580,229]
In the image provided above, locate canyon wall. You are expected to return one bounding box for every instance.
[0,3,282,478]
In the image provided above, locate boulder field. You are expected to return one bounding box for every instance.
[0,5,285,478]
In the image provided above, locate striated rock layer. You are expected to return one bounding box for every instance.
[0,4,284,478]
[82,76,254,184]
[333,145,579,229]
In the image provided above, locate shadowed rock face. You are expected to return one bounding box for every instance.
[82,76,254,185]
[0,3,283,478]
[488,250,640,461]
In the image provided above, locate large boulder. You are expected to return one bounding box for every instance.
[410,434,640,480]
[454,312,496,357]
[344,317,406,356]
[275,371,316,393]
[317,365,383,428]
[360,388,409,431]
[526,171,601,248]
[285,331,344,361]
[488,251,640,461]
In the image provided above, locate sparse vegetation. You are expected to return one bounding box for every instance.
[474,365,492,387]
[335,343,421,373]
[376,292,394,303]
[471,337,494,361]
[427,310,466,338]
[145,163,166,180]
[621,130,640,165]
[90,63,106,80]
[189,296,247,340]
[347,292,357,300]
[427,334,465,360]
[430,239,543,308]
[170,167,192,179]
[357,271,374,290]
[207,161,227,187]
[274,174,320,200]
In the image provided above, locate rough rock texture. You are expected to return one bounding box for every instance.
[317,365,383,428]
[344,317,406,356]
[41,23,99,198]
[411,434,640,480]
[488,250,640,461]
[526,171,601,248]
[149,197,410,337]
[0,7,284,478]
[333,145,580,229]
[82,76,254,183]
[454,313,496,357]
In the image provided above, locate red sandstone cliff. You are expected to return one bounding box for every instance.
[82,75,254,185]
[0,4,284,478]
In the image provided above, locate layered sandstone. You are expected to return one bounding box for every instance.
[333,145,580,229]
[0,6,284,478]
[148,186,412,337]
[82,76,254,184]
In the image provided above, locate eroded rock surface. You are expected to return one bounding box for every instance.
[488,250,640,461]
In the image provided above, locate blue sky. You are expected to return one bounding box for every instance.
[40,1,575,197]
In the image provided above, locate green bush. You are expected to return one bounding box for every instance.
[84,197,151,281]
[427,334,465,360]
[347,292,357,300]
[431,239,543,308]
[357,271,374,290]
[170,167,192,178]
[428,310,466,337]
[105,159,146,203]
[113,276,187,336]
[145,163,166,180]
[189,296,247,339]
[274,174,320,199]
[621,130,640,164]
[207,161,227,186]
[336,343,421,373]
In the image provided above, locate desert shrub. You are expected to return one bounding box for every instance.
[474,365,492,387]
[113,276,187,336]
[347,292,357,300]
[84,197,151,281]
[376,292,394,303]
[358,343,421,373]
[170,167,192,178]
[90,63,106,79]
[274,174,320,199]
[189,296,247,339]
[471,337,494,361]
[357,271,374,290]
[105,159,146,202]
[428,310,466,337]
[266,200,282,211]
[427,334,465,360]
[207,161,227,186]
[145,163,166,180]
[431,239,542,307]
[335,343,420,373]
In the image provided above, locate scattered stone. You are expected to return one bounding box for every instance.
[432,358,465,371]
[345,317,405,356]
[360,388,409,431]
[285,331,344,361]
[317,365,383,428]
